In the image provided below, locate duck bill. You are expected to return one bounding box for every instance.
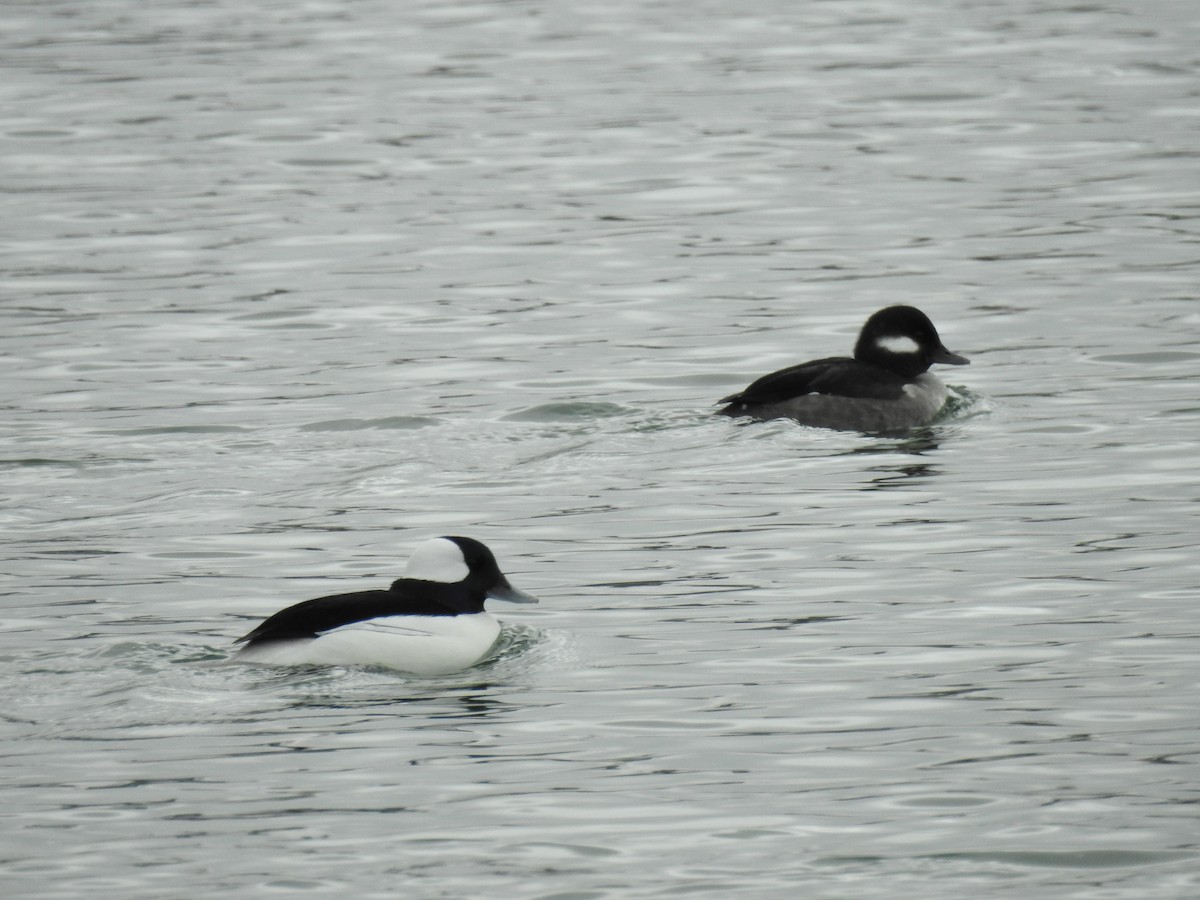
[933,344,970,366]
[488,578,539,604]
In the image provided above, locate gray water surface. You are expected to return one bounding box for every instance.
[2,1,1198,898]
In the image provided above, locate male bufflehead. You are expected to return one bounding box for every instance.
[717,305,969,432]
[233,536,538,674]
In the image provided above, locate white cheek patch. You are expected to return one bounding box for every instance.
[404,538,470,583]
[877,335,921,354]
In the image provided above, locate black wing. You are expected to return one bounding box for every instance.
[235,586,461,646]
[719,357,907,410]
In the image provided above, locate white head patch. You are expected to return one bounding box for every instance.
[876,335,921,355]
[404,538,470,583]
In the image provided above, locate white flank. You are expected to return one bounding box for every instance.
[236,612,502,674]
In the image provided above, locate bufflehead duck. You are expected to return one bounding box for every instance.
[233,536,537,674]
[717,305,969,431]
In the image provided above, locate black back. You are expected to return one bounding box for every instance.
[236,569,491,647]
[719,356,909,411]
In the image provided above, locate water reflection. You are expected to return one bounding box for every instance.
[864,460,942,490]
[848,428,941,454]
[289,687,512,722]
[4,0,1198,896]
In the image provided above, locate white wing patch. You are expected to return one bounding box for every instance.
[324,617,442,639]
[876,335,920,354]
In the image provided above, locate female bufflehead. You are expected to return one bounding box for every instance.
[717,305,969,432]
[233,536,537,674]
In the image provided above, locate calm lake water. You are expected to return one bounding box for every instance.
[2,0,1198,897]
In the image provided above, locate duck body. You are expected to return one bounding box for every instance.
[718,305,969,432]
[233,536,537,674]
